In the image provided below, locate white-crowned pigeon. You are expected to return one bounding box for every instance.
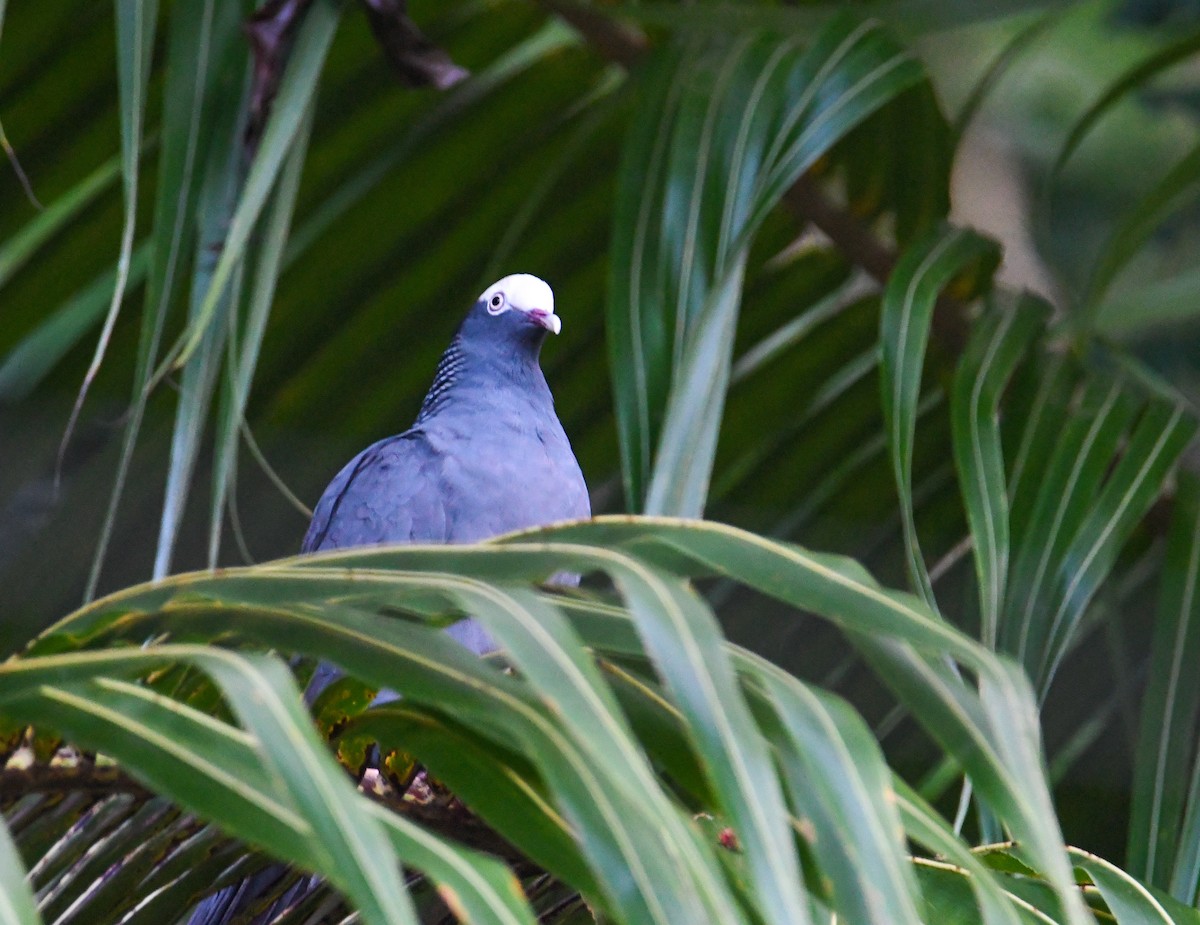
[302,272,589,651]
[186,274,589,925]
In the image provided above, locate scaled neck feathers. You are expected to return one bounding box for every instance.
[415,326,551,424]
[416,335,468,422]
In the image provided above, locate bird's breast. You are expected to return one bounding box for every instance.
[423,414,588,543]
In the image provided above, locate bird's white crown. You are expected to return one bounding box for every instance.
[478,274,560,334]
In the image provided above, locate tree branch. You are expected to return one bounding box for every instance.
[0,763,153,800]
[538,0,648,68]
[0,760,530,865]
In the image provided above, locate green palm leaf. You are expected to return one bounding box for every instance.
[879,224,999,608]
[6,3,1200,924]
[8,517,1105,924]
[609,15,924,514]
[951,295,1048,647]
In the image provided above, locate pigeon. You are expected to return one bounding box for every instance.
[301,271,590,651]
[186,274,589,925]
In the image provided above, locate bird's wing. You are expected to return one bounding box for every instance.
[301,430,449,553]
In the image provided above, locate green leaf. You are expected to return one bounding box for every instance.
[62,0,158,509]
[0,246,148,403]
[1005,355,1076,556]
[895,782,1024,925]
[65,596,743,924]
[327,578,748,923]
[86,0,247,596]
[1002,379,1140,670]
[1174,744,1200,904]
[736,651,923,925]
[1038,397,1197,693]
[644,266,745,516]
[136,0,245,396]
[1068,848,1174,925]
[880,224,999,609]
[1082,142,1200,322]
[522,519,1089,925]
[419,583,749,925]
[609,16,924,515]
[0,812,41,925]
[951,295,1048,646]
[163,0,339,374]
[602,577,812,925]
[839,81,951,246]
[2,671,311,846]
[599,654,720,803]
[0,648,419,925]
[1130,474,1200,892]
[24,518,1103,925]
[621,2,1074,39]
[0,154,121,291]
[560,587,924,925]
[852,636,1088,924]
[1096,266,1200,335]
[368,805,537,925]
[154,0,249,572]
[349,704,598,897]
[912,860,1056,925]
[481,85,622,286]
[152,78,247,580]
[209,103,313,566]
[103,675,533,925]
[951,12,1055,147]
[1047,27,1200,198]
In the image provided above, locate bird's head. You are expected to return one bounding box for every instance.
[473,273,561,337]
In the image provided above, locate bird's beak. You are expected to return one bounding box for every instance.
[528,309,561,335]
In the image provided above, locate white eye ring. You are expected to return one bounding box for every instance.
[487,292,506,314]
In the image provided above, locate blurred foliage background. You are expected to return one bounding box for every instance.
[8,0,1200,918]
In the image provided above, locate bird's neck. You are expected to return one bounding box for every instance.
[415,333,551,424]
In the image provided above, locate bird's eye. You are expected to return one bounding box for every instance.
[487,293,506,314]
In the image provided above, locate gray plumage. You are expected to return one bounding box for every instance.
[300,274,589,651]
[302,311,588,551]
[186,275,587,925]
